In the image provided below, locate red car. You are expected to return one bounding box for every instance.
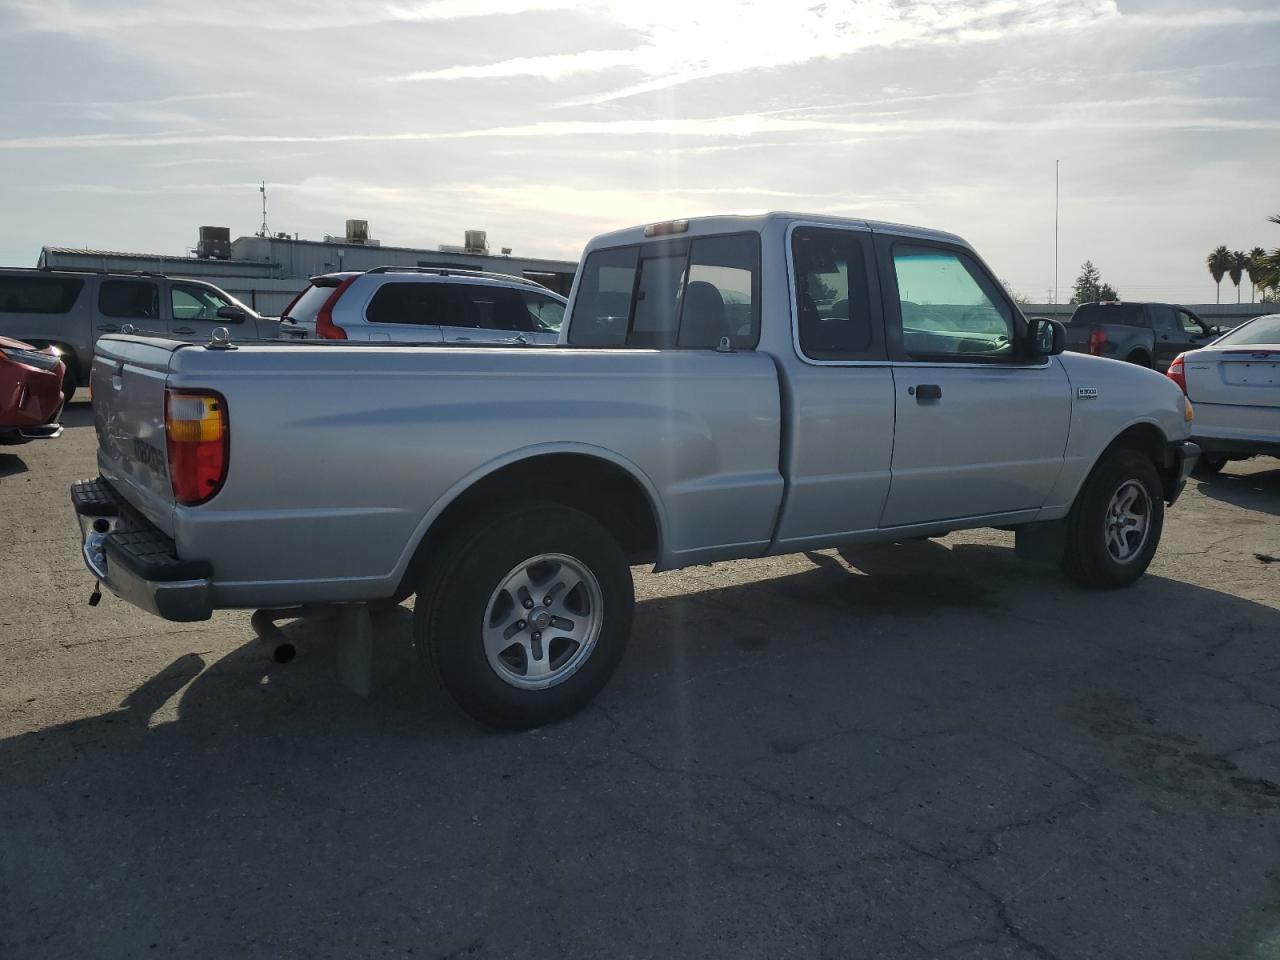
[0,335,65,444]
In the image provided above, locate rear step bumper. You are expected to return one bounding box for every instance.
[71,477,213,622]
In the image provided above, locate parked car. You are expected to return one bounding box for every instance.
[276,267,566,344]
[0,268,280,402]
[0,335,65,443]
[73,213,1198,729]
[1166,312,1280,474]
[1062,301,1219,371]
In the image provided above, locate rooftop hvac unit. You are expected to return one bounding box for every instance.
[464,230,488,254]
[345,219,369,244]
[197,225,231,260]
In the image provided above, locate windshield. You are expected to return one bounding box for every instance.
[1214,314,1280,347]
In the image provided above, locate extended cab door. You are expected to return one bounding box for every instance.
[874,235,1071,527]
[769,224,897,549]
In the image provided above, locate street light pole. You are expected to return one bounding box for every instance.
[1054,159,1060,305]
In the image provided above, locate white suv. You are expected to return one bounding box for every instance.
[278,267,567,344]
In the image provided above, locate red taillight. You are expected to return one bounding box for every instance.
[165,389,228,506]
[1087,328,1106,356]
[1166,353,1187,394]
[315,277,356,340]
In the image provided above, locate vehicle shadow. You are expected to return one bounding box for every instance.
[4,545,1280,957]
[1195,459,1280,518]
[60,402,95,429]
[0,452,28,479]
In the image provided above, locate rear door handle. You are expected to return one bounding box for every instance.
[96,324,120,333]
[911,384,942,401]
[171,326,195,335]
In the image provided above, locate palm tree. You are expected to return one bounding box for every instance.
[1206,245,1231,303]
[1228,250,1249,303]
[1246,247,1267,302]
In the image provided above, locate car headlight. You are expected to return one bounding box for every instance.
[0,346,62,372]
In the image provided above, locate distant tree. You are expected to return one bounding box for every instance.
[1246,247,1267,302]
[1206,246,1231,303]
[1228,250,1250,304]
[1069,261,1119,304]
[1001,279,1031,305]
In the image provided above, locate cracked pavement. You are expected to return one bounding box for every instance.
[2,398,1279,960]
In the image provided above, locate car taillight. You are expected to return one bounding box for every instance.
[165,389,228,505]
[1166,353,1187,394]
[315,277,356,340]
[1087,328,1105,356]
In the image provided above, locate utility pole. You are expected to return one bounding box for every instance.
[1049,158,1059,304]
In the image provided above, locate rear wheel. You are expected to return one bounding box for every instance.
[1124,352,1151,368]
[1193,454,1227,477]
[1062,447,1164,589]
[414,502,634,729]
[59,357,78,405]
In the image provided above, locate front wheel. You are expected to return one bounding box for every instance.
[1062,448,1164,589]
[415,503,634,729]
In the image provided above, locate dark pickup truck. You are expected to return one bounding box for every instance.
[1063,301,1219,371]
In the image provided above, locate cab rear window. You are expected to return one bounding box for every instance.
[1072,303,1146,327]
[569,233,760,349]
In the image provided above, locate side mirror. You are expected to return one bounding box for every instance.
[216,305,246,322]
[1027,317,1065,358]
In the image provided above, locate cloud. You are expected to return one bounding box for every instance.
[0,0,574,34]
[4,109,1278,152]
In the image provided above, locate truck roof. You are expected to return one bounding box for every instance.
[586,211,969,250]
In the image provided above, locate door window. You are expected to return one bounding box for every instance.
[791,228,877,360]
[171,283,239,322]
[891,246,1014,361]
[365,282,450,325]
[98,279,159,320]
[450,285,531,332]
[1150,305,1179,333]
[0,276,84,314]
[1179,310,1205,335]
[520,291,566,333]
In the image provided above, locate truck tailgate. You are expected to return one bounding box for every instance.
[91,336,180,535]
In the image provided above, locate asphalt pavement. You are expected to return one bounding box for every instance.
[2,396,1279,959]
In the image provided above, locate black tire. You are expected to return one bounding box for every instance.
[59,358,78,405]
[1193,454,1227,477]
[414,502,634,729]
[1125,352,1151,368]
[1062,447,1164,589]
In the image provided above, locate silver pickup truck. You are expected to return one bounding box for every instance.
[73,213,1199,728]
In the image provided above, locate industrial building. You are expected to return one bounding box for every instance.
[36,221,579,316]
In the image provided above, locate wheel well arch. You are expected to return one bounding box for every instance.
[1098,421,1180,500]
[391,450,664,602]
[1124,349,1152,367]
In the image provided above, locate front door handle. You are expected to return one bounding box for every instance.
[911,384,942,401]
[171,326,195,335]
[96,324,120,333]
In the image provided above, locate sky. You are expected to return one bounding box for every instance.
[1,0,1277,303]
